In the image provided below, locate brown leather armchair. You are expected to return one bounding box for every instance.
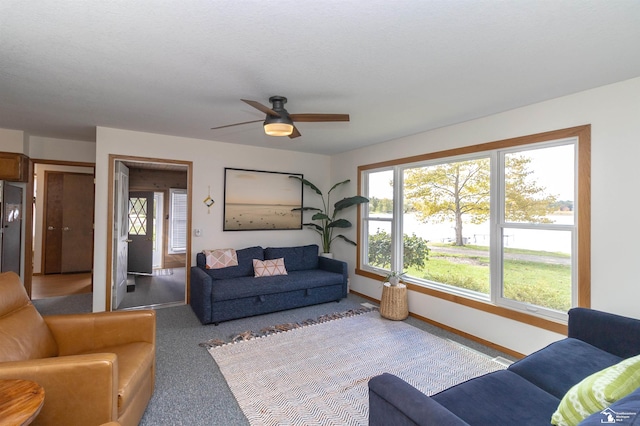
[0,272,156,426]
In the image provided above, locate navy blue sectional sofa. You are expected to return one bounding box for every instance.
[369,308,640,425]
[190,244,348,325]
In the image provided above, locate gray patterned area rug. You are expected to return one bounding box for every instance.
[203,310,505,426]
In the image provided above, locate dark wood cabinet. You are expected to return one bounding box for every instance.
[0,152,29,182]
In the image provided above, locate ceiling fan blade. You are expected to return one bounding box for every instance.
[211,119,264,130]
[288,125,301,139]
[241,99,280,117]
[289,113,350,122]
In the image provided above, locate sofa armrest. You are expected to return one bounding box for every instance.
[368,373,469,426]
[190,266,213,324]
[44,310,156,355]
[569,308,640,358]
[318,257,348,296]
[0,353,118,424]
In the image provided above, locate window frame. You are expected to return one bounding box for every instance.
[168,188,187,254]
[356,125,590,333]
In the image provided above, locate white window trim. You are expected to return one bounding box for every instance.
[359,131,586,325]
[168,188,187,254]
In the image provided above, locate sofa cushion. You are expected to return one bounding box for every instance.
[432,370,560,425]
[508,338,623,399]
[264,244,319,271]
[197,246,264,279]
[551,354,640,426]
[203,248,238,269]
[253,258,288,277]
[210,269,345,302]
[579,386,640,425]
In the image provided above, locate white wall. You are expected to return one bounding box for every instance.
[0,128,26,153]
[332,76,640,355]
[29,136,96,163]
[93,127,332,311]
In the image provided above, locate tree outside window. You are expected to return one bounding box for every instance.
[359,127,588,323]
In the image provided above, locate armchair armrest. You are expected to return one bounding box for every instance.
[44,310,155,356]
[0,353,118,425]
[369,373,469,426]
[568,308,640,358]
[190,266,213,324]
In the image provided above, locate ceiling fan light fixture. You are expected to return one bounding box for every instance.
[211,96,349,139]
[263,116,294,136]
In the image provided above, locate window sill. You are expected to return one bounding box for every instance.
[355,268,567,335]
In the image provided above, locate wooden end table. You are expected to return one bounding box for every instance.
[0,379,45,425]
[380,282,409,320]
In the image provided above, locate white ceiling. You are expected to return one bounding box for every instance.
[2,1,640,155]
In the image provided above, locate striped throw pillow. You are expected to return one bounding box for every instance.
[551,354,640,426]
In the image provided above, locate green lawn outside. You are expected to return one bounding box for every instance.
[405,243,571,311]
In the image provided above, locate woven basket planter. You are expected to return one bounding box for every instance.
[380,283,408,320]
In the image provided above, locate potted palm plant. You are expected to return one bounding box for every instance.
[290,176,369,257]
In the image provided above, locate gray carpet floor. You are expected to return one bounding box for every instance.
[33,293,516,425]
[119,268,186,309]
[32,292,93,315]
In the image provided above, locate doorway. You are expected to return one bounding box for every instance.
[31,161,95,300]
[108,156,191,311]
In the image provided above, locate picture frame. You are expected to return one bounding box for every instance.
[223,168,303,231]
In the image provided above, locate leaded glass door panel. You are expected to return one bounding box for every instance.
[127,191,154,275]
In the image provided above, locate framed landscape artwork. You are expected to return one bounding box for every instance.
[223,168,303,231]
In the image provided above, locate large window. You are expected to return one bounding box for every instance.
[358,126,590,325]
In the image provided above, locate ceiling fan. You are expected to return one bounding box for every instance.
[211,96,350,139]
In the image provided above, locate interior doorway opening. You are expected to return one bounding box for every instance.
[31,161,95,300]
[108,156,191,311]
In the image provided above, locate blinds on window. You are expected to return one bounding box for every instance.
[169,189,187,253]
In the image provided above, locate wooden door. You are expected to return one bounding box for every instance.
[44,173,63,273]
[43,172,94,274]
[61,174,94,273]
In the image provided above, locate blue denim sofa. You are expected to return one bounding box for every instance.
[369,308,640,425]
[190,244,348,325]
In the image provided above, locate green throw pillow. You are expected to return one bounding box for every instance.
[551,354,640,426]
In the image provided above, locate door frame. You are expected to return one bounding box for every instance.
[28,159,96,297]
[105,154,192,311]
